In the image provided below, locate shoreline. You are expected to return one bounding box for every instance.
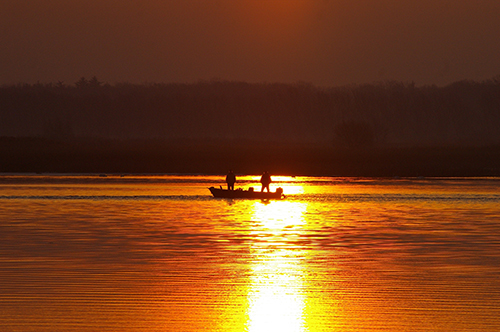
[2,137,500,177]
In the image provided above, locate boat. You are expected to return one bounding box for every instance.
[209,186,285,200]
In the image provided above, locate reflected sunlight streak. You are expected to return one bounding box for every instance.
[247,201,308,332]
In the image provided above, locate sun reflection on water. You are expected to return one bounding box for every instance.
[247,201,308,332]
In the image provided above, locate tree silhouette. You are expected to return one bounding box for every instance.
[75,77,88,89]
[334,121,375,149]
[0,77,499,146]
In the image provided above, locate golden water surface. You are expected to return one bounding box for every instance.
[0,175,499,331]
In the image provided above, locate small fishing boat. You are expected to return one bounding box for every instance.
[209,186,285,200]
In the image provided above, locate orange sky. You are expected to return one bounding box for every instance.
[1,0,500,86]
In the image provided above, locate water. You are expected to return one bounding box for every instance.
[0,175,499,331]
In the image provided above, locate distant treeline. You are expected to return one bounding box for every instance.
[1,77,500,147]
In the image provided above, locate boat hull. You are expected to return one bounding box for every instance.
[209,187,284,199]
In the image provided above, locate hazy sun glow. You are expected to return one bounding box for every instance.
[241,0,312,31]
[238,175,306,196]
[247,201,308,332]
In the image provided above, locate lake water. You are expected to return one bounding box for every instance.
[0,175,499,331]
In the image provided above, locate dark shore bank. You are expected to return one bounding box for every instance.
[1,137,499,177]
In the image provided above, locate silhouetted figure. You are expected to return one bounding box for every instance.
[260,171,272,192]
[226,170,236,190]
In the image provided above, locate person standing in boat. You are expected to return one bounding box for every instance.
[260,171,272,192]
[226,170,236,190]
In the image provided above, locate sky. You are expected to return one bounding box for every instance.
[1,0,500,87]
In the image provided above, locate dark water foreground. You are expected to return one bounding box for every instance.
[0,175,499,331]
